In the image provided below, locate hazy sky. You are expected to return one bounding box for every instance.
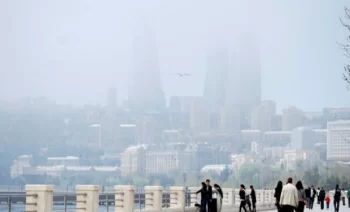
[0,0,349,112]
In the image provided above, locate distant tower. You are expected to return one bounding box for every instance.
[203,44,229,112]
[226,35,261,128]
[128,26,165,112]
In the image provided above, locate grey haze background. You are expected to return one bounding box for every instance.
[0,0,348,112]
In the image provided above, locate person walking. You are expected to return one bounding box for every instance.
[319,187,326,210]
[250,185,257,212]
[305,187,311,209]
[334,184,341,212]
[245,188,252,212]
[308,186,317,209]
[341,189,346,206]
[295,181,307,212]
[279,177,299,212]
[325,194,330,210]
[317,187,321,204]
[239,184,248,212]
[274,181,283,212]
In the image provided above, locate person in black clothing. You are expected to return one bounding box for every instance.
[205,179,213,212]
[334,184,341,212]
[250,185,256,212]
[319,187,326,210]
[274,181,283,212]
[197,182,208,212]
[239,184,248,212]
[305,187,311,208]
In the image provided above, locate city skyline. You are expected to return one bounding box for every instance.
[0,0,349,112]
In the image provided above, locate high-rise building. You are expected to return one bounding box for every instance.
[120,145,146,176]
[128,27,165,112]
[327,120,350,161]
[203,45,229,112]
[291,127,317,150]
[282,106,305,131]
[226,36,261,126]
[251,101,276,132]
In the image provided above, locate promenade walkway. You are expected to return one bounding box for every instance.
[265,202,350,212]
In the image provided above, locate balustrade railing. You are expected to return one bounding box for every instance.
[0,185,276,212]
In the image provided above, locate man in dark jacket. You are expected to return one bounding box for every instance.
[205,179,213,212]
[239,184,248,212]
[319,187,326,210]
[306,186,317,209]
[334,185,341,212]
[250,185,257,212]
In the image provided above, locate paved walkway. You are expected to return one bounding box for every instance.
[265,203,350,212]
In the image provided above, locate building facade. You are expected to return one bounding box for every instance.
[327,120,350,161]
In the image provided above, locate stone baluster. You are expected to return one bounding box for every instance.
[75,185,100,212]
[169,186,186,210]
[222,188,234,206]
[115,185,135,212]
[188,187,200,207]
[25,184,54,212]
[144,186,163,212]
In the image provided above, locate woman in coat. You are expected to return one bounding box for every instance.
[274,181,283,212]
[295,181,307,212]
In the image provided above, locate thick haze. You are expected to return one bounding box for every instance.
[0,0,349,112]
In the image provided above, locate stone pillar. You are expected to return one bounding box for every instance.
[222,188,234,206]
[115,185,135,212]
[75,185,100,212]
[188,187,200,207]
[144,186,163,212]
[261,190,266,204]
[169,186,185,209]
[25,184,54,212]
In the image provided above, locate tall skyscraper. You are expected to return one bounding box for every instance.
[225,35,262,128]
[128,27,165,112]
[203,45,229,112]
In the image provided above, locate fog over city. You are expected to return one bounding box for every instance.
[1,0,350,200]
[0,0,349,111]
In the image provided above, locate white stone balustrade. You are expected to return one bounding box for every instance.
[222,188,235,206]
[24,184,276,212]
[144,186,163,212]
[169,186,186,210]
[115,185,135,212]
[76,185,100,212]
[187,187,200,206]
[25,184,54,212]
